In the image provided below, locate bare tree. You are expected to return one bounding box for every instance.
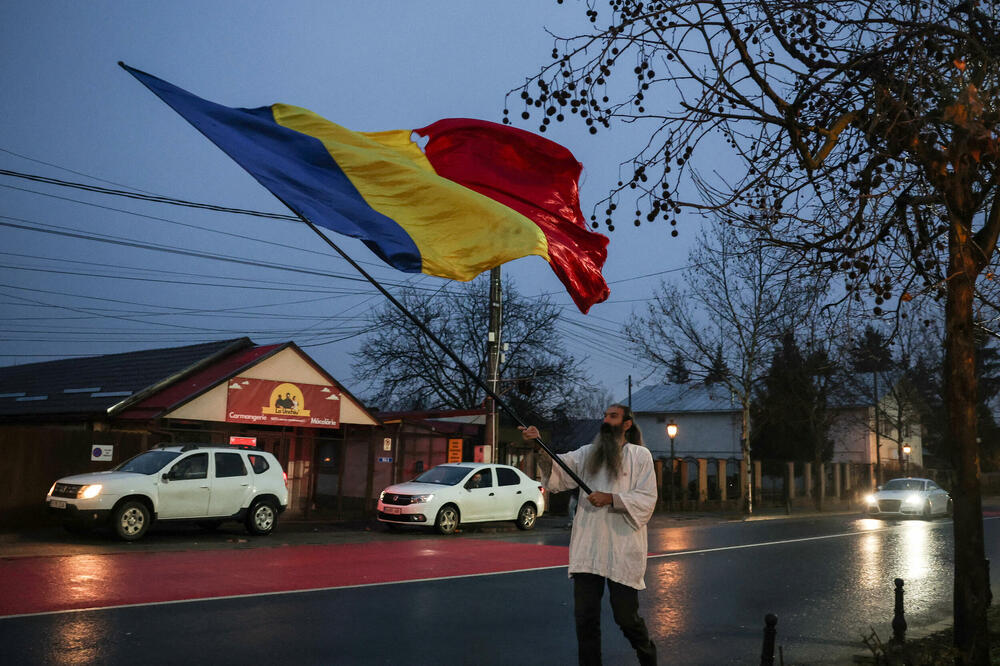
[624,222,815,513]
[353,276,590,422]
[512,2,998,658]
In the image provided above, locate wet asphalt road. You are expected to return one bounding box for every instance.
[2,511,999,665]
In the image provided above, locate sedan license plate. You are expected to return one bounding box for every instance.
[49,500,67,509]
[384,506,401,515]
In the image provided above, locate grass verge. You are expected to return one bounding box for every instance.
[854,605,1000,664]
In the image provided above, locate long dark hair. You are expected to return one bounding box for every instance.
[612,403,643,446]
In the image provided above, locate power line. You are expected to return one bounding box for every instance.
[0,168,300,220]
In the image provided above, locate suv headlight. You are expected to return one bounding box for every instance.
[411,494,434,504]
[379,490,386,502]
[78,484,103,500]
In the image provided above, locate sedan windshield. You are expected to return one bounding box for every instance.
[882,479,925,491]
[113,450,181,475]
[414,466,474,486]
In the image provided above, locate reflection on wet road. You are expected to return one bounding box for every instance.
[0,513,995,665]
[641,515,973,664]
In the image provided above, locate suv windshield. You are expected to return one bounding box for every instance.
[883,479,925,491]
[414,466,474,486]
[114,450,181,475]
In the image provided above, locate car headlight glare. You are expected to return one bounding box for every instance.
[78,484,102,499]
[411,494,434,504]
[379,490,385,502]
[904,494,923,505]
[47,482,56,496]
[865,494,877,505]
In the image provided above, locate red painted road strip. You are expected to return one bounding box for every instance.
[0,540,569,617]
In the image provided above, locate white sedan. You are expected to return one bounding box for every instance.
[377,463,545,534]
[865,477,952,519]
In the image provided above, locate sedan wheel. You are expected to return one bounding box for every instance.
[516,503,537,530]
[113,500,150,541]
[435,505,460,535]
[245,500,277,536]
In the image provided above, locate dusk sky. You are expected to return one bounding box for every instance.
[0,2,699,400]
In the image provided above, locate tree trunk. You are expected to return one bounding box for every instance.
[947,221,990,664]
[814,450,824,512]
[742,402,753,516]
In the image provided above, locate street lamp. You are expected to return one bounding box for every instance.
[666,421,678,510]
[903,444,911,477]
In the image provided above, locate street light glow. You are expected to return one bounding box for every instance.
[666,422,678,439]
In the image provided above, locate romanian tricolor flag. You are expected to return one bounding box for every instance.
[121,63,610,313]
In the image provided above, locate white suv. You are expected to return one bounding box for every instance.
[46,444,289,541]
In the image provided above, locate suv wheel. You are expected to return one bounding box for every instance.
[246,499,278,536]
[113,500,151,541]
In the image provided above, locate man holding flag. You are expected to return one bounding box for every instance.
[521,404,658,666]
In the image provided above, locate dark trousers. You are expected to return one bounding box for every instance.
[573,572,657,666]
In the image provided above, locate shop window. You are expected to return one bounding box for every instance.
[316,440,341,472]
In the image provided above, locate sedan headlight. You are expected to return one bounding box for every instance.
[411,494,434,504]
[78,484,103,499]
[47,482,56,496]
[865,494,877,505]
[903,493,923,505]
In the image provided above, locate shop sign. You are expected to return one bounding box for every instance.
[447,438,463,463]
[229,436,257,447]
[226,377,341,429]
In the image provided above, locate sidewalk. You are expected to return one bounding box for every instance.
[5,497,998,560]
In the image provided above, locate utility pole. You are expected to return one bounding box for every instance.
[628,375,632,410]
[485,266,502,464]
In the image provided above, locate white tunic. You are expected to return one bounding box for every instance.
[545,443,658,590]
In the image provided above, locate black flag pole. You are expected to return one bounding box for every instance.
[292,213,593,495]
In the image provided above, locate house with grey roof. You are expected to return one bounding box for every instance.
[628,372,922,470]
[629,383,743,460]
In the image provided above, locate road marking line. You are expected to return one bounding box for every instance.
[649,530,889,559]
[0,563,570,620]
[649,517,998,560]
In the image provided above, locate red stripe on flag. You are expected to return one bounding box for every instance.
[418,118,609,313]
